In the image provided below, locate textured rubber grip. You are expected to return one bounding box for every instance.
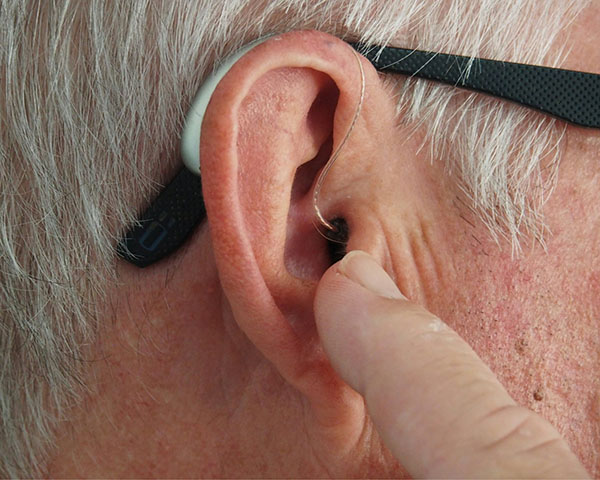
[350,43,600,128]
[117,168,205,268]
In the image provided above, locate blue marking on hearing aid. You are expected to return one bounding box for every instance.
[138,216,177,252]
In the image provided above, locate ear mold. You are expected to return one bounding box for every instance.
[326,217,349,264]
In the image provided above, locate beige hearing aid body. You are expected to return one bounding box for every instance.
[181,37,271,176]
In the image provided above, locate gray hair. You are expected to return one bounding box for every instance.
[0,0,588,475]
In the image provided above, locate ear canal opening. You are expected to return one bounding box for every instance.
[326,217,349,264]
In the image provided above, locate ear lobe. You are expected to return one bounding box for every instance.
[199,31,374,427]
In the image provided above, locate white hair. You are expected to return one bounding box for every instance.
[0,0,588,475]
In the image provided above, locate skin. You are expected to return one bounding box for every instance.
[47,8,599,478]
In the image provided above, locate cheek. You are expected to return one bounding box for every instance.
[431,241,600,467]
[437,250,571,398]
[434,255,533,398]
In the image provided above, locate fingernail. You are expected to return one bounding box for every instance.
[338,250,405,300]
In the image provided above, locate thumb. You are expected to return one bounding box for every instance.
[314,250,588,479]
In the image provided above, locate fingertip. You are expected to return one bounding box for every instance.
[337,250,405,300]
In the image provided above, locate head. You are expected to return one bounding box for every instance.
[1,0,599,476]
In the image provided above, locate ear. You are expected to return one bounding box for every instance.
[200,30,397,433]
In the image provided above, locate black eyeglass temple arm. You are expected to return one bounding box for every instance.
[350,43,600,129]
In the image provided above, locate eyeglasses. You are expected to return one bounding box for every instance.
[117,42,600,268]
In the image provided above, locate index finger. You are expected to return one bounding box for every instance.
[314,250,588,478]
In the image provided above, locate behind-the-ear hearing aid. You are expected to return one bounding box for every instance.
[117,34,360,268]
[117,37,272,267]
[118,35,600,268]
[181,36,273,175]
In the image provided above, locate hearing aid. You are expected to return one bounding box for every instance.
[180,33,356,259]
[181,36,272,175]
[119,34,363,267]
[117,37,273,267]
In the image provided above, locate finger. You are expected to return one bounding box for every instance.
[314,250,588,479]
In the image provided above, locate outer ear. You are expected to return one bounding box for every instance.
[199,30,386,429]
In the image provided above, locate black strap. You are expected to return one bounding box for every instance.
[117,168,205,268]
[350,43,600,128]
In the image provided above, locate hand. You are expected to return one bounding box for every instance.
[314,250,589,479]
